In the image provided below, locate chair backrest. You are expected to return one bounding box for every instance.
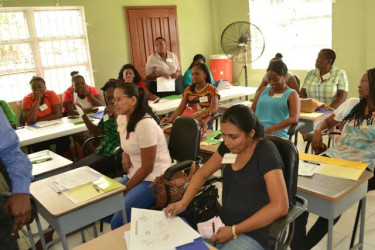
[175,75,184,94]
[265,135,299,206]
[168,116,200,162]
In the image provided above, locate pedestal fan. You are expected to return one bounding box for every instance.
[221,21,265,89]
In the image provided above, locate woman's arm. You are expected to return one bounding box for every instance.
[251,87,266,112]
[165,151,223,217]
[212,169,288,244]
[84,89,105,107]
[62,101,78,115]
[123,145,156,193]
[287,76,300,95]
[329,90,348,109]
[122,151,131,175]
[36,104,62,122]
[208,94,219,115]
[161,96,187,124]
[311,113,340,153]
[256,79,268,93]
[300,88,308,98]
[265,91,300,134]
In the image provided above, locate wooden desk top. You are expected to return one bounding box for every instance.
[30,166,125,217]
[73,223,217,250]
[31,150,72,177]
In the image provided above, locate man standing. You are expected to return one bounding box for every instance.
[0,108,33,249]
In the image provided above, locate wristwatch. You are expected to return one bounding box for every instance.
[232,225,238,239]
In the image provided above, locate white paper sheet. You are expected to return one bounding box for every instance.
[298,160,322,176]
[130,208,200,250]
[197,216,225,239]
[157,77,175,92]
[53,168,100,190]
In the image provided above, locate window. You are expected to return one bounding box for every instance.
[249,0,332,70]
[0,7,94,102]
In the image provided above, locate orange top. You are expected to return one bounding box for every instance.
[22,90,61,119]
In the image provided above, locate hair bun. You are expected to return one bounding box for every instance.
[70,71,79,77]
[275,53,283,59]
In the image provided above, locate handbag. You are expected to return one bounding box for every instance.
[148,161,196,209]
[180,184,220,230]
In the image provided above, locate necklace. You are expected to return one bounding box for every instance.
[195,83,209,93]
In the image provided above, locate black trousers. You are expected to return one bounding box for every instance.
[70,152,116,177]
[290,211,341,250]
[0,195,19,250]
[149,81,178,98]
[29,136,71,157]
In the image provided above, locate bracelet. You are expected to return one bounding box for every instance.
[232,225,238,239]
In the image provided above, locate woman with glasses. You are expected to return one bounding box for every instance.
[108,83,171,229]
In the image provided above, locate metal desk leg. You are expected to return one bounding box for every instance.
[359,197,366,250]
[328,218,334,250]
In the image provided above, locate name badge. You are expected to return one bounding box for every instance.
[166,58,173,63]
[39,104,48,111]
[222,153,237,164]
[117,123,125,133]
[199,96,208,103]
[103,114,109,122]
[273,94,283,98]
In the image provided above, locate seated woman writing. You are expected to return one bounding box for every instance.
[118,63,158,101]
[161,62,220,134]
[291,68,375,250]
[109,83,171,229]
[22,76,70,156]
[252,60,300,139]
[165,104,288,250]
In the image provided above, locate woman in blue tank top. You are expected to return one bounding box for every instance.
[252,60,300,138]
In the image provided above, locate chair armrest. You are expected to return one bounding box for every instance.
[269,195,307,243]
[163,160,193,181]
[82,135,105,154]
[113,146,123,159]
[287,122,305,136]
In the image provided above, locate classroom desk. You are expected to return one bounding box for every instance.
[218,100,252,111]
[297,154,372,250]
[30,166,126,250]
[30,150,73,181]
[299,111,332,132]
[150,86,257,115]
[73,223,217,250]
[16,117,99,147]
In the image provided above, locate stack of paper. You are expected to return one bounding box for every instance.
[127,208,204,250]
[28,150,52,164]
[29,119,62,128]
[48,169,124,203]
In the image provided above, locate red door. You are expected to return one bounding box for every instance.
[125,6,180,78]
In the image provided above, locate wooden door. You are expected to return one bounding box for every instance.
[125,6,180,78]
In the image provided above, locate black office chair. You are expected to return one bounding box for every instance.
[265,135,307,250]
[287,122,305,146]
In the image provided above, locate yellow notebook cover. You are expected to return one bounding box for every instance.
[63,176,123,204]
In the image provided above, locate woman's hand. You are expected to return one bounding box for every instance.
[170,73,178,79]
[34,90,43,103]
[265,126,275,135]
[161,117,173,124]
[164,200,187,218]
[210,226,233,244]
[159,72,170,79]
[312,129,325,154]
[150,94,159,102]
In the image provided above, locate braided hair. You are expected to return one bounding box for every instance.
[343,68,375,127]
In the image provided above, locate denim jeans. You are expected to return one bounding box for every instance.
[110,176,155,229]
[203,234,264,250]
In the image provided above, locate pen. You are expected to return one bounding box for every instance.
[152,97,160,103]
[303,160,321,166]
[92,184,100,193]
[212,221,216,247]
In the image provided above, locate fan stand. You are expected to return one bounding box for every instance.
[240,43,249,101]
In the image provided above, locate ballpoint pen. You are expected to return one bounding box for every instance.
[212,221,216,247]
[303,160,320,166]
[92,183,100,193]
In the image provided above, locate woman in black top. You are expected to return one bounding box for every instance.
[165,105,288,249]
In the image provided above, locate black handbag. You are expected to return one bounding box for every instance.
[180,184,220,230]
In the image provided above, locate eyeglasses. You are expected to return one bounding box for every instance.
[113,95,130,102]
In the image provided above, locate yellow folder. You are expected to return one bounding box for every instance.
[299,153,368,181]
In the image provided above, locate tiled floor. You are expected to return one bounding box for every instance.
[16,134,375,249]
